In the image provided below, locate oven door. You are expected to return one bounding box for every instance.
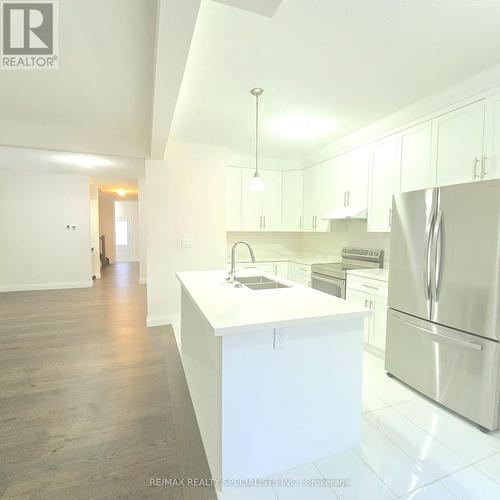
[311,273,345,299]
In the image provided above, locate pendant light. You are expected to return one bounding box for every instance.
[247,88,266,191]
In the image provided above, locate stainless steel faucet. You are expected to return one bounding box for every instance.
[227,241,256,283]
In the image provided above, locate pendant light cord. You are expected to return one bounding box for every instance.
[255,92,259,176]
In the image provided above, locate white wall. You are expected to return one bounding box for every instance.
[89,184,101,279]
[146,141,227,327]
[138,179,147,284]
[115,200,140,262]
[0,169,92,291]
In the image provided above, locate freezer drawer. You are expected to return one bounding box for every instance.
[385,309,500,430]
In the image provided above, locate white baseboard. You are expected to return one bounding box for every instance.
[146,313,180,328]
[0,280,93,292]
[94,273,101,280]
[139,277,147,285]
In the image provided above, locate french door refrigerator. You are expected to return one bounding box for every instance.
[386,179,500,430]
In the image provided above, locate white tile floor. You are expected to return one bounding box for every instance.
[217,350,500,500]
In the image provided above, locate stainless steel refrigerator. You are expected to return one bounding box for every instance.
[386,179,500,430]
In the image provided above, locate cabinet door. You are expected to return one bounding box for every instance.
[241,168,263,231]
[314,161,333,232]
[226,167,242,231]
[368,136,399,232]
[302,166,316,231]
[342,146,370,211]
[345,289,371,343]
[433,100,485,187]
[274,261,288,279]
[282,170,303,231]
[371,298,388,352]
[261,170,282,231]
[482,93,500,181]
[400,121,433,193]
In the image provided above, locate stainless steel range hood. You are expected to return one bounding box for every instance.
[320,207,367,220]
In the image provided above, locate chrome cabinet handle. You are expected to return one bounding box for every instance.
[343,191,346,207]
[259,215,262,229]
[473,156,480,179]
[263,215,266,229]
[388,208,393,227]
[481,155,488,178]
[299,215,302,230]
[364,299,368,307]
[394,315,482,351]
[347,190,350,207]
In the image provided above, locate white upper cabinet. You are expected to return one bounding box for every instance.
[399,121,433,193]
[241,168,282,231]
[482,93,500,181]
[368,135,399,232]
[282,170,303,231]
[261,169,282,231]
[226,166,242,231]
[302,161,332,232]
[433,100,486,187]
[241,168,263,231]
[336,146,370,211]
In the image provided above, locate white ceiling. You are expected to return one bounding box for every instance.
[0,0,156,158]
[0,146,144,179]
[171,0,500,159]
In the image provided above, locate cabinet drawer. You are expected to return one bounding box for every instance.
[347,276,388,300]
[288,262,311,286]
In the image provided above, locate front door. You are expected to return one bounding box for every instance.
[115,217,132,261]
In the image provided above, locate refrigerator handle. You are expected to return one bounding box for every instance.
[433,211,444,301]
[424,213,435,300]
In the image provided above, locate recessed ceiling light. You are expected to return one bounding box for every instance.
[55,154,113,169]
[270,115,335,140]
[116,189,127,197]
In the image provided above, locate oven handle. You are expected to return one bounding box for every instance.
[311,273,345,288]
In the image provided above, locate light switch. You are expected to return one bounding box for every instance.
[181,238,194,249]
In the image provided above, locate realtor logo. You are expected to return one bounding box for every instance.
[1,1,58,69]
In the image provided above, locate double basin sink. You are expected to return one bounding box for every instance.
[235,275,290,290]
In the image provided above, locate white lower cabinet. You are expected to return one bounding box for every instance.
[346,275,388,354]
[273,261,289,279]
[287,262,311,287]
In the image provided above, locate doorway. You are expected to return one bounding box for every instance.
[115,200,139,262]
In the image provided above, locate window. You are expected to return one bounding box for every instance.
[115,219,128,246]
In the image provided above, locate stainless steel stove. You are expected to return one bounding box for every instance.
[311,248,384,299]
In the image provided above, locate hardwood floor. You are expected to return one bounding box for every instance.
[0,263,216,500]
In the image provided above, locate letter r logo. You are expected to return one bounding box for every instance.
[2,2,54,55]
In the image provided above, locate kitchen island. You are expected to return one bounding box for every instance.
[176,269,370,491]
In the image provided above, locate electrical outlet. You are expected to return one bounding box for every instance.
[273,329,284,350]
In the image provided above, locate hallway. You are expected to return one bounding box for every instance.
[0,263,216,499]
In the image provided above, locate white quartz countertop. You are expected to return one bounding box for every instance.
[177,269,371,336]
[346,268,389,282]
